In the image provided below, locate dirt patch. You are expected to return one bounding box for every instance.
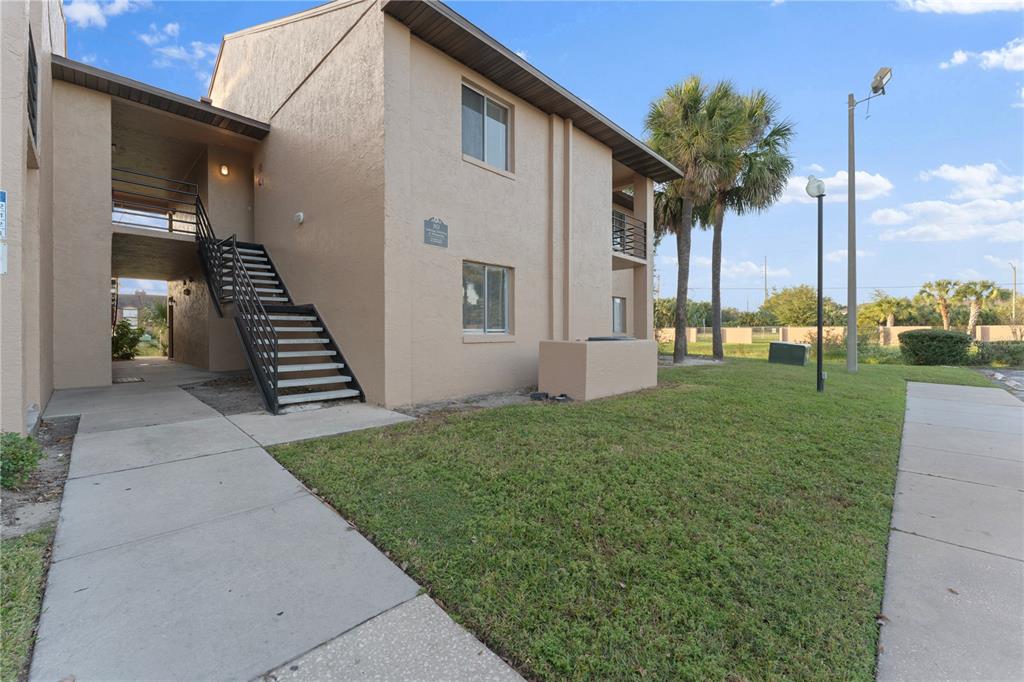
[2,416,78,539]
[395,389,534,418]
[182,375,266,415]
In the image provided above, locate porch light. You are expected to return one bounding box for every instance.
[219,164,230,176]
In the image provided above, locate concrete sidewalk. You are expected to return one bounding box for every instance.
[31,360,521,681]
[876,381,1023,681]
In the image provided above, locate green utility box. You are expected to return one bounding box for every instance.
[769,341,810,366]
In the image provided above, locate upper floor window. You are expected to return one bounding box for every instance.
[461,84,508,171]
[27,29,39,142]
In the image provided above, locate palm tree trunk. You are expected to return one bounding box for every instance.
[939,302,949,330]
[967,302,980,337]
[711,199,725,360]
[886,313,895,328]
[672,199,695,362]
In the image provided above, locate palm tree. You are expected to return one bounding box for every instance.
[918,280,959,330]
[646,77,739,362]
[955,280,1004,337]
[698,89,794,359]
[872,291,912,327]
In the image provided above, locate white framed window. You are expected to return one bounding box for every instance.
[461,84,509,171]
[463,261,511,334]
[612,297,626,335]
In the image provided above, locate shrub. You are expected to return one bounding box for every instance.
[899,329,971,365]
[111,320,145,360]
[972,341,1024,367]
[1,432,44,489]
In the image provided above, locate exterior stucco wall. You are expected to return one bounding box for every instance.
[380,19,630,406]
[168,271,248,371]
[52,82,111,390]
[211,0,387,401]
[205,145,254,241]
[1,0,65,433]
[382,22,555,405]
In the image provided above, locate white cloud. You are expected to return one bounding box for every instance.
[901,0,1024,13]
[870,208,910,225]
[64,0,150,28]
[958,268,984,279]
[80,53,98,64]
[150,40,219,85]
[939,50,969,69]
[939,38,1024,71]
[514,49,529,60]
[875,198,1024,242]
[139,22,180,47]
[825,249,873,263]
[693,256,790,278]
[805,163,824,173]
[919,162,1024,200]
[780,170,893,204]
[984,254,1021,268]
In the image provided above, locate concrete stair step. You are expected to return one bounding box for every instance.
[271,362,345,372]
[257,338,326,345]
[277,375,352,388]
[223,285,284,293]
[267,315,317,321]
[277,388,360,405]
[270,350,337,358]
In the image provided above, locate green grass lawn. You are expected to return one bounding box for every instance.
[271,360,992,681]
[1,527,53,681]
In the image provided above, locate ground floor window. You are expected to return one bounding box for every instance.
[463,261,511,334]
[612,296,626,335]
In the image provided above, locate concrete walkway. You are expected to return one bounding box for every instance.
[32,360,521,681]
[876,381,1024,681]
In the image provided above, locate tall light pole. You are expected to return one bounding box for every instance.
[1011,261,1018,324]
[807,176,827,392]
[847,66,892,373]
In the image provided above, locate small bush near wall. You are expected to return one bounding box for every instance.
[0,432,44,489]
[899,329,972,366]
[111,320,145,360]
[972,341,1024,367]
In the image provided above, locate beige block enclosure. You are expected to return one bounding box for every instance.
[539,340,658,401]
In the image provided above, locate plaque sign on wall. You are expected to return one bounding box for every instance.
[423,217,448,248]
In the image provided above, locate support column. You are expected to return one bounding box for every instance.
[631,173,654,339]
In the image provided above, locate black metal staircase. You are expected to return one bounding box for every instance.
[193,196,363,414]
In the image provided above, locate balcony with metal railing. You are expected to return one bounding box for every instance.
[111,167,199,235]
[611,209,646,261]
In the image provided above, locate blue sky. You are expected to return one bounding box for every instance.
[67,0,1023,306]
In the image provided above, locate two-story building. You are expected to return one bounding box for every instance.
[1,0,680,434]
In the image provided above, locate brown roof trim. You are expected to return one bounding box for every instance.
[51,56,270,140]
[383,0,682,183]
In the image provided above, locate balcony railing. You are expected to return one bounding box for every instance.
[612,210,646,260]
[111,167,199,234]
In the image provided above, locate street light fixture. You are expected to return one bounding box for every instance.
[806,176,826,393]
[847,66,893,374]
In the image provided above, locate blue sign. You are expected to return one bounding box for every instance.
[423,217,448,248]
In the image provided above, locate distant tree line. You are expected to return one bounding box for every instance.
[655,279,1017,334]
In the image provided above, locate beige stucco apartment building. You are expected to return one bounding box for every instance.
[1,0,680,433]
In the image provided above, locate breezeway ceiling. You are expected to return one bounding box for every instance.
[112,100,206,183]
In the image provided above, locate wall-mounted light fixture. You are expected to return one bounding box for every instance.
[294,211,304,225]
[219,164,230,177]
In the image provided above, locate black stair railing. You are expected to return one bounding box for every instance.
[194,197,280,413]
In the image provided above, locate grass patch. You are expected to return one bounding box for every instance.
[271,360,991,680]
[1,527,53,681]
